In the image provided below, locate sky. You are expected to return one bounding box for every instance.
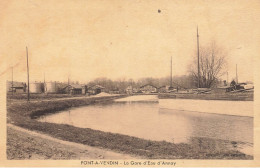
[1,0,259,83]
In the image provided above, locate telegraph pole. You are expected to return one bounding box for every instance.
[170,56,172,88]
[68,75,70,94]
[26,47,30,101]
[12,66,13,95]
[236,64,238,83]
[197,26,200,88]
[44,72,46,93]
[227,72,229,85]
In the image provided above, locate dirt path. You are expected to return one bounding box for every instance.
[7,124,136,160]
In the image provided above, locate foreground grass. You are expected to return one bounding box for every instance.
[7,127,77,160]
[7,96,253,159]
[7,125,134,160]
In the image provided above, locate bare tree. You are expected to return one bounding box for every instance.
[189,42,227,88]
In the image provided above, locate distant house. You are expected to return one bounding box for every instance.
[6,81,27,93]
[109,88,120,94]
[82,85,88,95]
[126,86,140,94]
[125,86,133,94]
[70,84,84,94]
[140,84,158,93]
[56,82,69,94]
[158,85,170,93]
[14,83,27,93]
[62,84,85,95]
[88,85,105,95]
[132,88,140,93]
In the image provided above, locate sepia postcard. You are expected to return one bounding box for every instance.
[0,0,260,167]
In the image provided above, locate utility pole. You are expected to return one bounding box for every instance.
[227,71,229,85]
[26,46,30,101]
[44,72,46,93]
[67,75,70,94]
[197,26,200,88]
[12,66,13,95]
[236,64,238,83]
[170,56,172,88]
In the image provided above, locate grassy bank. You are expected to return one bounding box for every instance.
[7,96,253,159]
[158,92,254,101]
[7,93,85,100]
[7,127,77,160]
[7,125,134,160]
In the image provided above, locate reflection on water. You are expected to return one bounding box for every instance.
[159,99,253,117]
[159,108,253,143]
[38,96,253,155]
[115,95,158,102]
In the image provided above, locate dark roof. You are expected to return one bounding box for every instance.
[140,84,158,89]
[70,84,82,89]
[62,84,82,90]
[158,85,166,89]
[89,85,105,89]
[12,82,25,88]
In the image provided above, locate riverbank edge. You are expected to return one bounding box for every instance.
[158,92,254,101]
[7,95,253,159]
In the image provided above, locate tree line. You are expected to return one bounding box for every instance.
[86,75,211,93]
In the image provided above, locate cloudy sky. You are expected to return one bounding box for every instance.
[1,0,259,83]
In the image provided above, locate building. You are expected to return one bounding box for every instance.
[109,88,120,94]
[82,85,88,95]
[140,84,158,93]
[62,84,85,94]
[70,84,83,94]
[88,85,105,95]
[56,82,69,93]
[132,88,140,93]
[125,86,133,94]
[158,85,171,93]
[6,81,26,93]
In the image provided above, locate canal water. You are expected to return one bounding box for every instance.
[38,95,253,155]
